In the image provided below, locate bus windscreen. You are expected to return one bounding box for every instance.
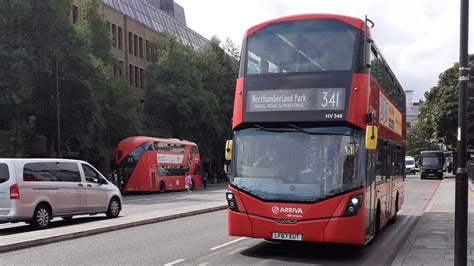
[231,126,366,202]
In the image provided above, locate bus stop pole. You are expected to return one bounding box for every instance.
[455,0,469,264]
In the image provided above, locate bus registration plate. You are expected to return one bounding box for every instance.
[272,232,302,241]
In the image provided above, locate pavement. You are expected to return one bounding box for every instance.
[393,175,474,265]
[0,183,228,253]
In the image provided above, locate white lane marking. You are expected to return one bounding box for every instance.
[210,237,246,251]
[164,259,185,266]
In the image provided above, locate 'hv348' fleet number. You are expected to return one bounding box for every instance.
[325,113,343,119]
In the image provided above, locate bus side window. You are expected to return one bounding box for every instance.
[375,140,385,183]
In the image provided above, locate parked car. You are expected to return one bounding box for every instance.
[405,156,416,174]
[0,159,122,229]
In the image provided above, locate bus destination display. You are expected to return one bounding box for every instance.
[246,88,345,112]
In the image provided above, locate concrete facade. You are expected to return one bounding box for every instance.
[405,90,424,128]
[71,0,208,95]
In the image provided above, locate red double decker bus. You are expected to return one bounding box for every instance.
[225,14,406,245]
[116,136,202,192]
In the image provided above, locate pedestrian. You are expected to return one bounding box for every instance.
[185,173,193,195]
[202,172,208,190]
[108,171,114,183]
[112,170,118,186]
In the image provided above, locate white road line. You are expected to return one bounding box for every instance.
[210,237,247,251]
[164,259,185,266]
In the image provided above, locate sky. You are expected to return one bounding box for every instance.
[178,0,474,102]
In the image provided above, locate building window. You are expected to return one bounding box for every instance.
[146,40,150,62]
[118,60,124,78]
[118,27,123,50]
[128,32,133,54]
[134,34,138,56]
[139,37,143,59]
[72,5,79,24]
[129,64,133,85]
[134,67,139,88]
[112,24,117,47]
[140,68,144,89]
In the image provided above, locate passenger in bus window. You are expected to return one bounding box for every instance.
[253,146,277,167]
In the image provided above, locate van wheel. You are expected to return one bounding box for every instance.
[106,197,121,218]
[160,181,165,193]
[61,216,73,220]
[31,204,51,229]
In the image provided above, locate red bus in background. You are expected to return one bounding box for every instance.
[226,14,406,245]
[116,136,202,192]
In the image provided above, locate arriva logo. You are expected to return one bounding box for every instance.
[271,206,303,215]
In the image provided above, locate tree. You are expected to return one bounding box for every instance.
[144,34,239,173]
[0,0,142,165]
[412,55,474,152]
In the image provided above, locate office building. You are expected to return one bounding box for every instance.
[71,0,209,92]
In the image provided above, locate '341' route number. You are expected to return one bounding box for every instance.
[320,91,341,108]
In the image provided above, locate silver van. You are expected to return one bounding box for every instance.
[0,159,122,229]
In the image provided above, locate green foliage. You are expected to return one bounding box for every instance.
[410,54,474,152]
[0,0,142,160]
[145,34,239,161]
[406,121,438,157]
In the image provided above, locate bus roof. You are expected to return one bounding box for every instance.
[244,13,368,38]
[118,136,197,148]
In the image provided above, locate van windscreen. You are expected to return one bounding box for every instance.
[0,163,9,184]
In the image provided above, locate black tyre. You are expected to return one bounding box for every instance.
[61,216,73,220]
[412,170,416,175]
[30,204,52,229]
[160,181,165,193]
[375,206,381,237]
[420,174,425,179]
[438,174,444,180]
[389,196,398,224]
[106,197,121,218]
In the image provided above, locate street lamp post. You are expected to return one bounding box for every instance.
[455,0,469,264]
[56,54,62,158]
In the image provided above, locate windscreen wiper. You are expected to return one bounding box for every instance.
[287,123,352,136]
[253,123,297,133]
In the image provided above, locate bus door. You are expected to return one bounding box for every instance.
[365,150,377,241]
[385,145,393,221]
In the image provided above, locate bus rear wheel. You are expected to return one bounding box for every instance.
[389,195,398,224]
[160,181,165,193]
[375,204,381,237]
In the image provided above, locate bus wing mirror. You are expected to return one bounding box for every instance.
[225,140,233,161]
[365,126,378,150]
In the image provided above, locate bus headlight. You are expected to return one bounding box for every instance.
[226,192,238,211]
[342,194,363,217]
